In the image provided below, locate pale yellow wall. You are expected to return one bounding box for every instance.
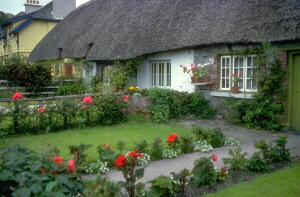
[0,20,58,57]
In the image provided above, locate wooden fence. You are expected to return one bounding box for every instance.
[0,79,79,95]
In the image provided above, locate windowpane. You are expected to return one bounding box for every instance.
[150,61,171,88]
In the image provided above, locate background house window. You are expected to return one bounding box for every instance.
[220,55,257,92]
[150,60,171,88]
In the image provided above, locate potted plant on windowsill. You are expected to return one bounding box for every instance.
[180,64,201,83]
[198,63,211,82]
[232,73,242,94]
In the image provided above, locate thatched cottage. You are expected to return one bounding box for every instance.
[28,0,300,129]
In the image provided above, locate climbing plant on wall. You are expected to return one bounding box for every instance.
[221,42,287,132]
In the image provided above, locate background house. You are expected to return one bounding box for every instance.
[28,0,300,130]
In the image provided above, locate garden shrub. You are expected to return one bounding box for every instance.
[190,156,217,187]
[210,128,226,148]
[0,55,52,95]
[84,176,121,197]
[1,92,128,135]
[149,137,164,161]
[147,88,215,123]
[148,175,174,197]
[55,79,86,95]
[179,135,194,154]
[0,144,84,197]
[222,146,249,172]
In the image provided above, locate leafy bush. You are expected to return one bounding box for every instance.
[179,135,194,154]
[84,176,121,197]
[222,147,249,172]
[210,128,226,148]
[190,156,217,187]
[56,79,86,95]
[147,88,215,123]
[149,137,164,160]
[148,175,174,197]
[0,55,52,95]
[0,144,84,197]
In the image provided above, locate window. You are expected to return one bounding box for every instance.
[150,60,171,88]
[220,55,258,92]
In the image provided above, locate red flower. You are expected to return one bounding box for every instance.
[52,155,63,166]
[128,151,142,158]
[40,168,46,173]
[115,154,127,167]
[67,159,76,172]
[83,96,93,103]
[82,105,87,109]
[39,107,45,113]
[212,154,218,161]
[167,133,178,144]
[190,64,194,67]
[103,143,109,147]
[111,87,116,91]
[12,92,23,101]
[221,167,227,173]
[232,73,236,77]
[123,95,129,102]
[239,73,243,76]
[179,64,183,67]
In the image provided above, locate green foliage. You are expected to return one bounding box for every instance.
[0,11,14,26]
[1,93,128,135]
[190,157,217,187]
[147,88,171,123]
[149,175,174,197]
[222,147,249,172]
[104,58,138,91]
[191,125,225,147]
[147,88,215,123]
[0,55,52,95]
[0,144,84,197]
[210,128,226,148]
[97,143,115,168]
[69,143,93,167]
[133,140,148,153]
[247,152,270,172]
[84,175,122,197]
[55,80,86,95]
[171,168,190,194]
[179,135,194,154]
[117,140,126,155]
[149,137,164,160]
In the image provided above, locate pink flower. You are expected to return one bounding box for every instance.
[83,96,93,103]
[82,105,87,109]
[40,168,46,173]
[190,64,194,67]
[111,87,115,91]
[123,95,129,102]
[39,107,45,113]
[239,73,243,76]
[52,155,63,166]
[122,109,126,112]
[104,143,109,147]
[179,64,183,67]
[12,92,23,101]
[67,159,76,172]
[212,154,218,161]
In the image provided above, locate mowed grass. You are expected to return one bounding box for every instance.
[0,118,191,162]
[204,164,300,197]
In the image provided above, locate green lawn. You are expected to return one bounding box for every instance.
[204,164,300,197]
[0,118,191,162]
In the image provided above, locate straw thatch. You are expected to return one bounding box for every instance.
[28,0,300,62]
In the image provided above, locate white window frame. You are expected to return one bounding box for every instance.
[150,60,171,88]
[220,55,258,92]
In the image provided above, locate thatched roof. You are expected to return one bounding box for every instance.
[28,0,300,62]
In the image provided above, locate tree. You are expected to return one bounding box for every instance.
[0,11,14,26]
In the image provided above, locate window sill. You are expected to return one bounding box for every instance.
[192,82,213,85]
[210,91,255,99]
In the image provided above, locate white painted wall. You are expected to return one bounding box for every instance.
[137,50,197,93]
